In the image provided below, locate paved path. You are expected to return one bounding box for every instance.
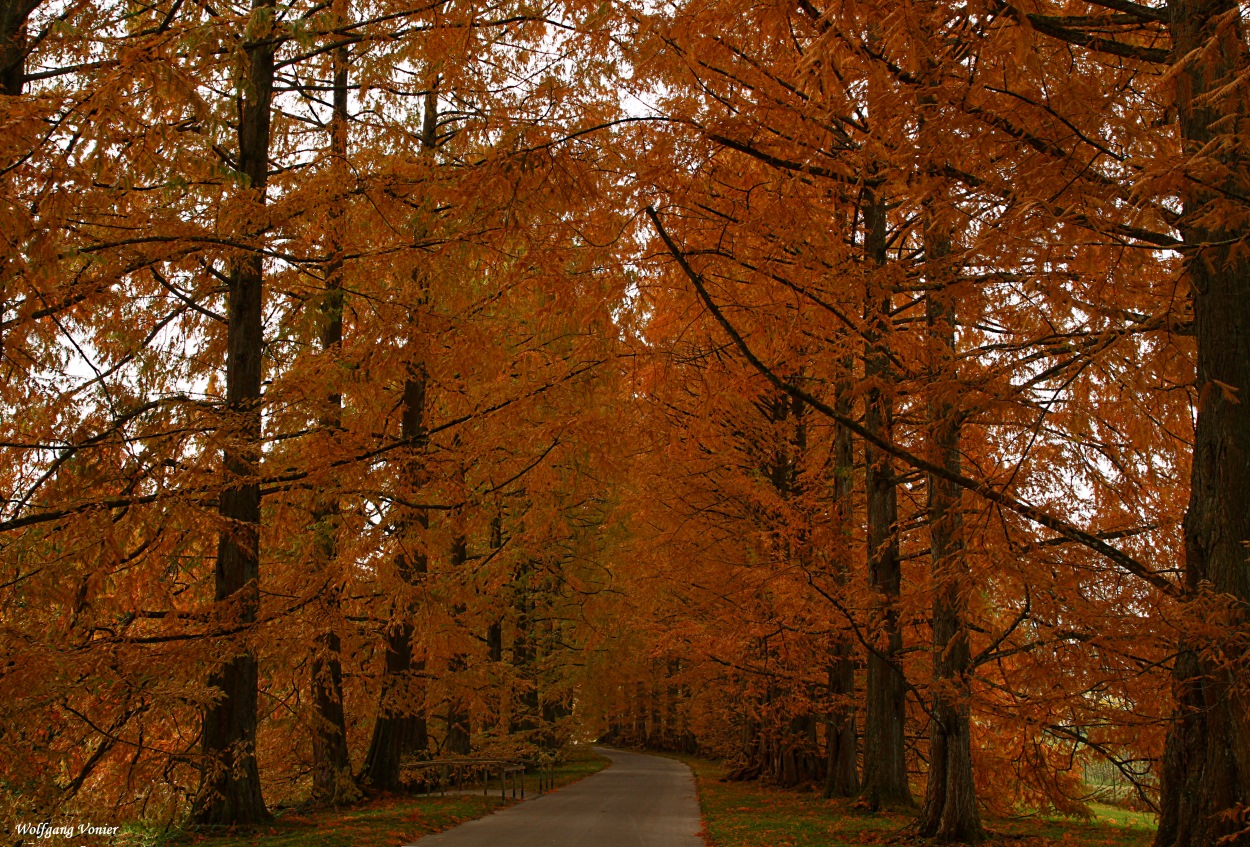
[406,748,703,847]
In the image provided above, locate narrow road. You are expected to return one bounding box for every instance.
[406,748,704,847]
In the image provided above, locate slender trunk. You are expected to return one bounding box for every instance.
[861,191,912,809]
[648,674,662,747]
[511,563,541,738]
[361,87,441,792]
[825,361,859,798]
[309,14,355,805]
[914,60,982,836]
[445,506,471,756]
[666,678,680,750]
[918,247,982,841]
[194,0,276,825]
[1157,4,1250,845]
[632,680,646,745]
[362,370,430,790]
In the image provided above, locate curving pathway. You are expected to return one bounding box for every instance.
[406,747,704,847]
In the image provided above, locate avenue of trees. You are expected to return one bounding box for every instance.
[1,1,1248,846]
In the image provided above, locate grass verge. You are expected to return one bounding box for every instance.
[120,748,609,847]
[681,757,1155,847]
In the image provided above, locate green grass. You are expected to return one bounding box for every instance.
[679,757,1156,847]
[117,750,609,847]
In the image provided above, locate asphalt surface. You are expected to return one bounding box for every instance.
[406,747,704,847]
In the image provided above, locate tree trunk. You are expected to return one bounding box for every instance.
[0,0,34,96]
[308,13,355,806]
[918,255,983,841]
[193,0,276,825]
[1157,4,1250,845]
[445,513,471,757]
[362,617,428,790]
[825,362,859,799]
[361,89,442,793]
[511,568,542,738]
[860,191,913,809]
[362,369,431,790]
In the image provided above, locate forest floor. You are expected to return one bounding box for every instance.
[120,751,609,847]
[682,757,1156,847]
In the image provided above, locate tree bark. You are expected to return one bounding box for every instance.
[860,191,913,809]
[361,87,441,793]
[362,370,430,791]
[309,12,355,805]
[825,364,859,798]
[445,509,472,757]
[918,253,983,842]
[193,0,276,826]
[0,0,35,96]
[1156,3,1250,845]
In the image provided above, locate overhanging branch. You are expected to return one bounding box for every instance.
[645,204,1178,598]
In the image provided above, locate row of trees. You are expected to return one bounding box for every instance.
[1,0,631,828]
[4,0,1250,846]
[589,2,1247,846]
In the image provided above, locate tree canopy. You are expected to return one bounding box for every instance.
[2,1,1248,845]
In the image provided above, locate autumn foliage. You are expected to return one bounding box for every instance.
[2,0,1249,845]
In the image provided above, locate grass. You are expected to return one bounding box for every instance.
[679,757,1156,847]
[117,748,609,847]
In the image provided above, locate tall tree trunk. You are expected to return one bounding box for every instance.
[361,87,441,793]
[511,562,541,739]
[825,361,859,799]
[193,0,276,825]
[362,369,431,791]
[483,511,505,733]
[860,191,913,809]
[0,0,35,369]
[445,506,472,757]
[309,11,356,805]
[918,228,982,841]
[1157,3,1250,845]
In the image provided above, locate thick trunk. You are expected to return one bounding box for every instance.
[309,12,354,806]
[362,620,428,790]
[861,193,913,809]
[777,715,823,787]
[1157,4,1250,844]
[194,0,276,825]
[0,0,34,95]
[918,283,983,841]
[825,365,859,799]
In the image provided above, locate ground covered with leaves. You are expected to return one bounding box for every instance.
[684,758,1155,847]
